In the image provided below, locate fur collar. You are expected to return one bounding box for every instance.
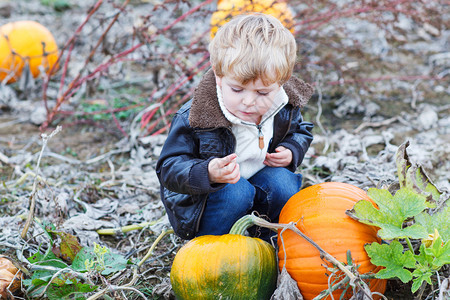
[189,69,314,128]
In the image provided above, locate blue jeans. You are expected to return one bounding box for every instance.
[196,167,302,241]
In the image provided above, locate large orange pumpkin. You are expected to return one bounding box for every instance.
[277,182,387,300]
[210,0,295,38]
[0,20,59,83]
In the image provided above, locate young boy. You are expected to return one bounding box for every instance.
[156,13,314,241]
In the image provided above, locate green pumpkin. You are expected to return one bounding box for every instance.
[170,216,277,299]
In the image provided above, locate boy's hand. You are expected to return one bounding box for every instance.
[264,146,292,167]
[208,153,240,184]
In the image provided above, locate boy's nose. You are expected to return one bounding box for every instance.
[242,95,256,106]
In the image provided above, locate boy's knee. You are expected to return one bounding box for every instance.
[211,179,256,214]
[256,167,302,189]
[252,167,302,208]
[225,178,255,197]
[228,181,256,213]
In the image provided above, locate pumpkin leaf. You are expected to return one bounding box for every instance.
[411,244,435,293]
[379,224,429,241]
[415,244,434,267]
[424,236,450,268]
[415,206,450,242]
[396,141,442,205]
[346,187,428,240]
[411,268,433,293]
[364,241,415,283]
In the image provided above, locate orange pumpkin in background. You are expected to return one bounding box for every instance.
[0,20,59,83]
[278,182,387,300]
[210,0,295,38]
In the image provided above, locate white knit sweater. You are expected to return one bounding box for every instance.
[217,85,288,179]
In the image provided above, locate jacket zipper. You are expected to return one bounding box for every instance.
[240,102,286,150]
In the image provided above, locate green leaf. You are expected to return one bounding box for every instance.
[28,251,68,268]
[71,248,92,272]
[25,282,47,298]
[72,247,130,275]
[411,268,432,293]
[415,244,434,267]
[24,264,70,295]
[25,250,100,298]
[46,282,98,300]
[396,141,443,204]
[28,248,48,263]
[29,222,56,263]
[347,187,428,239]
[29,276,53,286]
[369,188,428,222]
[411,244,436,293]
[364,241,416,283]
[25,245,67,294]
[415,206,450,242]
[424,237,450,268]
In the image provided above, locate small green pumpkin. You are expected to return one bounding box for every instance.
[170,216,277,299]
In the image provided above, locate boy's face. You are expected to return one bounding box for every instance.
[216,74,281,124]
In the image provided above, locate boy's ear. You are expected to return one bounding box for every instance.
[212,68,222,87]
[215,75,222,87]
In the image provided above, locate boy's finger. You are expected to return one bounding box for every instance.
[227,164,240,183]
[226,153,238,161]
[266,152,281,159]
[220,153,237,166]
[229,161,239,174]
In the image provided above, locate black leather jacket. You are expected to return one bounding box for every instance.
[156,70,314,239]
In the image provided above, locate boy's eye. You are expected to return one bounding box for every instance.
[231,87,243,93]
[257,91,269,96]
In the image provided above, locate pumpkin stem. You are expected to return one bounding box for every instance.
[229,213,280,235]
[229,215,256,235]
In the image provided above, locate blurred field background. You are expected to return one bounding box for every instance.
[0,0,448,299]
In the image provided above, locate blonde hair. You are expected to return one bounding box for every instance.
[209,13,297,86]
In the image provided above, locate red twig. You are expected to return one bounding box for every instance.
[150,84,197,136]
[42,0,104,105]
[141,53,210,133]
[58,103,144,116]
[42,0,132,130]
[41,0,214,132]
[111,111,128,138]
